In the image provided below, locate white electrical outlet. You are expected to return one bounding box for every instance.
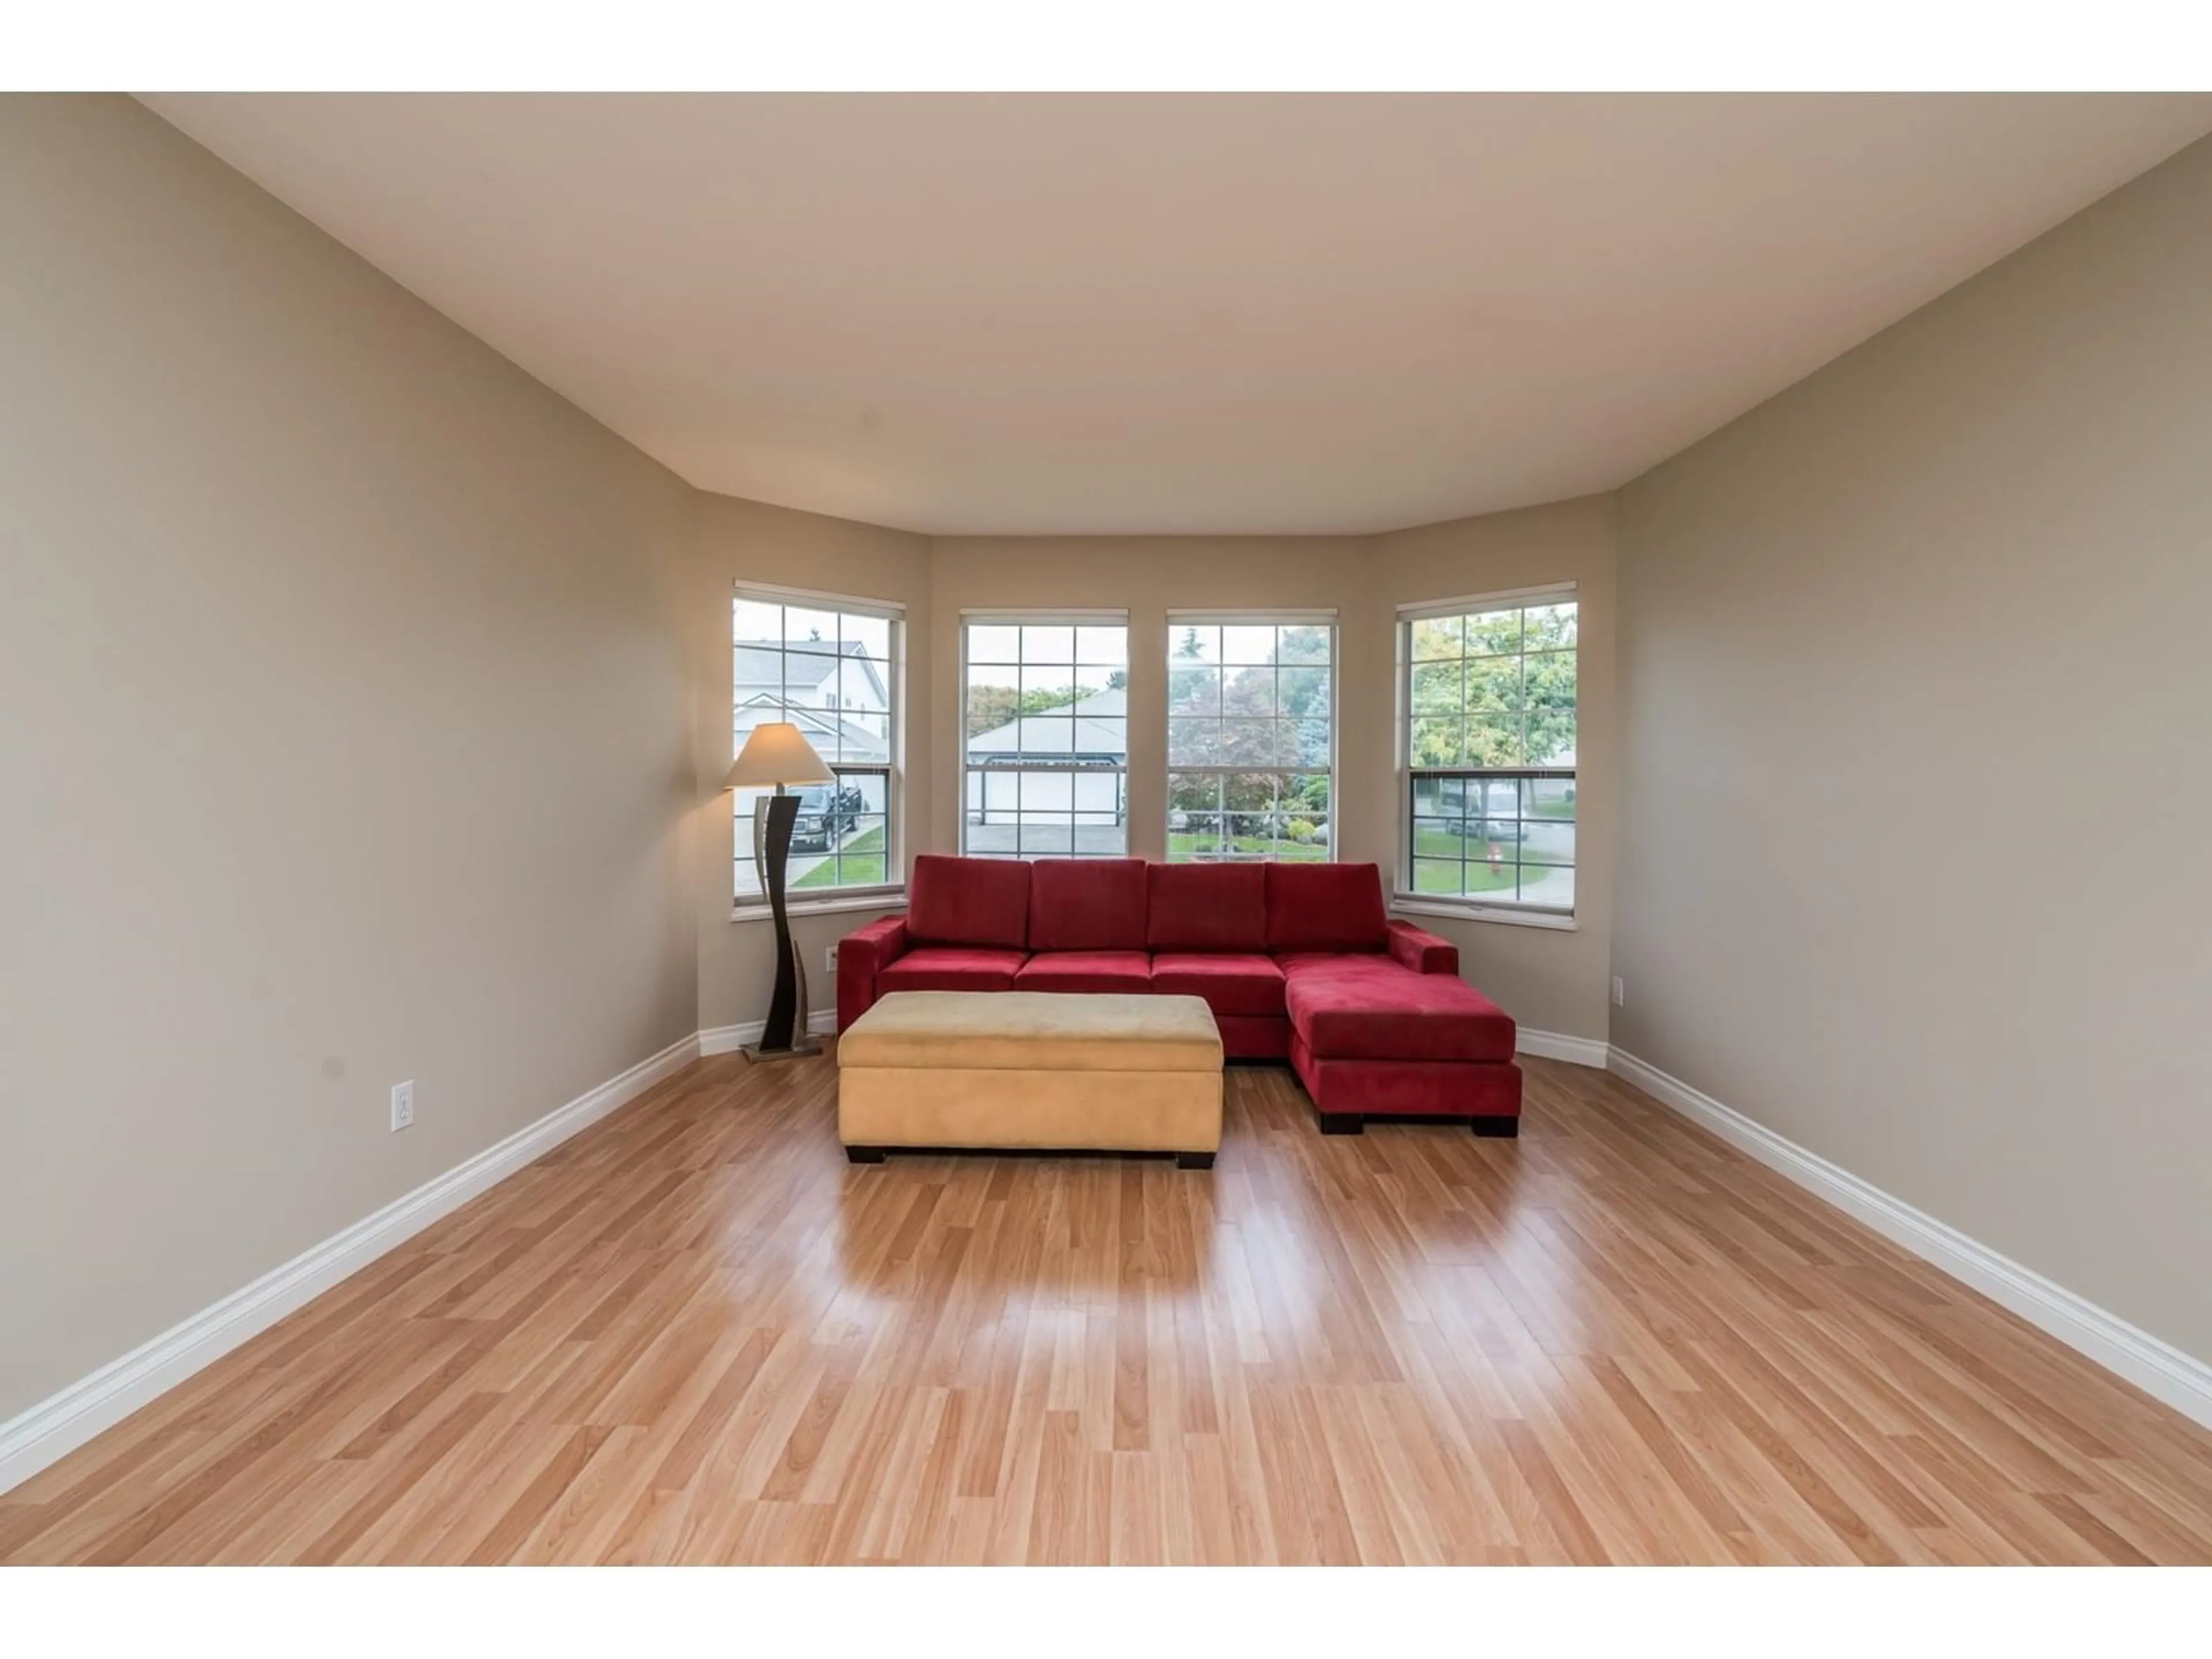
[824,945,838,975]
[1611,976,1626,1008]
[390,1080,415,1132]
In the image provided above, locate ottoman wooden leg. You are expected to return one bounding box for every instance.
[844,1145,888,1164]
[1317,1113,1364,1136]
[1175,1151,1216,1170]
[1470,1116,1520,1139]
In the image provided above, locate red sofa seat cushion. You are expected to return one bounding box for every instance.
[1274,951,1375,980]
[1285,958,1516,1063]
[1146,862,1267,953]
[878,945,1028,995]
[1015,950,1152,994]
[1029,858,1149,952]
[1265,863,1390,953]
[1149,952,1286,1018]
[906,855,1031,950]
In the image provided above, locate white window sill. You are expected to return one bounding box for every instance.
[1392,896,1578,933]
[731,890,907,923]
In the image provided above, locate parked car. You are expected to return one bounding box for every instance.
[789,783,865,851]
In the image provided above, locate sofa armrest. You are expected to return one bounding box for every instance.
[1386,918,1458,976]
[837,916,909,1032]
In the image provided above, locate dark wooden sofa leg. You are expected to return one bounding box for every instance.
[1317,1113,1365,1136]
[1175,1151,1216,1170]
[844,1145,888,1164]
[1469,1115,1520,1139]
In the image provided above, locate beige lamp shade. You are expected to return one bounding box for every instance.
[725,722,835,790]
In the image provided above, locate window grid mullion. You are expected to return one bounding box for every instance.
[1166,620,1332,865]
[962,620,1130,859]
[734,597,900,905]
[1401,602,1575,912]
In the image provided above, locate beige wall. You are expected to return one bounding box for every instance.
[1613,134,2212,1361]
[0,96,699,1421]
[1377,497,1619,1040]
[679,493,932,1032]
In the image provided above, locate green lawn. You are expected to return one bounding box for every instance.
[793,824,887,889]
[1166,832,1328,862]
[1410,860,1521,895]
[1415,825,1508,857]
[1411,825,1536,895]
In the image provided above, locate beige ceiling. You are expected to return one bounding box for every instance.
[140,93,2212,536]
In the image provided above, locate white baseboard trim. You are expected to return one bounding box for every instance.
[0,1030,703,1497]
[1517,1028,1611,1069]
[1607,1047,2212,1431]
[699,1007,838,1056]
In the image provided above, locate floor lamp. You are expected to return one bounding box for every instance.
[727,722,835,1061]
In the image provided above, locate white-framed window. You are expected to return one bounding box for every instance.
[961,613,1129,859]
[733,584,903,905]
[1398,585,1578,916]
[1165,613,1335,863]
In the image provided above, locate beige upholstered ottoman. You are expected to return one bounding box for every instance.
[836,991,1224,1167]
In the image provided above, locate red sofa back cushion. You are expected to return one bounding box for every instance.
[1146,862,1267,953]
[906,855,1032,950]
[1265,862,1389,953]
[1029,858,1149,952]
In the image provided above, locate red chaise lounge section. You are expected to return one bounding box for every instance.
[835,854,1522,1135]
[1263,862,1521,1136]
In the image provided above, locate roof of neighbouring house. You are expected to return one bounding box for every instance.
[734,638,882,683]
[735,696,890,763]
[965,686,1126,761]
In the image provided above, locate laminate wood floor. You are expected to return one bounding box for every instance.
[7,1049,2211,1565]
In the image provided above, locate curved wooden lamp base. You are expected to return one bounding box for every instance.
[744,789,821,1062]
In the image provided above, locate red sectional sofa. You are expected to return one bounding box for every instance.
[837,855,1521,1135]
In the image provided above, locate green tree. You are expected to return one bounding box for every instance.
[1165,626,1332,770]
[1408,608,1575,769]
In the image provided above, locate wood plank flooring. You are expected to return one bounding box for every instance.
[6,1049,2211,1564]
